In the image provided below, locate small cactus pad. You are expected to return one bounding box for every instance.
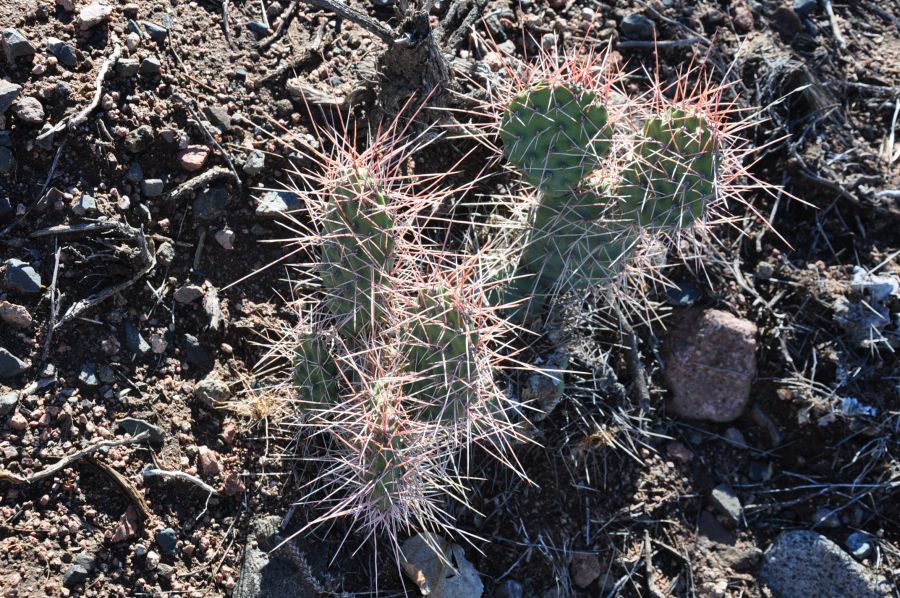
[320,168,396,336]
[500,84,612,193]
[292,333,340,409]
[618,108,718,232]
[405,286,478,421]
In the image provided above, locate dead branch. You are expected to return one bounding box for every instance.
[167,166,238,201]
[142,467,221,496]
[295,0,393,44]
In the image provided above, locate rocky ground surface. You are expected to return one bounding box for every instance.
[1,0,899,596]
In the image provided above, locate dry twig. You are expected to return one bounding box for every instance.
[142,467,221,496]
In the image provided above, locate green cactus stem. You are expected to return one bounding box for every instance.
[292,332,341,409]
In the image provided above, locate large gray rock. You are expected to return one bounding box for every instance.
[760,531,893,598]
[663,309,757,422]
[0,80,22,114]
[4,258,42,294]
[2,28,35,62]
[0,348,28,378]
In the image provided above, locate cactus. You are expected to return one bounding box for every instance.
[292,332,340,409]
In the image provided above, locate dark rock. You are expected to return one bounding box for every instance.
[116,58,140,77]
[772,6,802,37]
[141,178,164,197]
[35,124,56,150]
[247,21,270,36]
[74,552,96,570]
[72,194,97,216]
[620,14,655,39]
[124,321,151,355]
[139,56,161,76]
[494,580,524,598]
[663,309,757,422]
[2,28,36,62]
[0,392,18,416]
[46,37,77,68]
[181,334,211,367]
[193,186,230,222]
[710,484,742,524]
[665,280,701,306]
[0,147,13,174]
[141,21,169,43]
[793,0,819,17]
[125,125,154,153]
[243,150,265,176]
[78,362,100,387]
[156,528,178,555]
[0,80,22,113]
[0,348,28,378]
[204,105,231,131]
[12,96,44,125]
[62,564,90,588]
[4,258,42,294]
[760,531,893,597]
[255,190,300,217]
[117,417,164,443]
[126,162,143,182]
[846,531,873,560]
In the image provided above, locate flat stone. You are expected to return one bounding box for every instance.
[124,125,154,153]
[760,531,893,597]
[124,321,150,355]
[4,258,41,294]
[0,348,28,378]
[177,145,209,172]
[400,533,483,598]
[846,531,874,560]
[0,300,32,328]
[116,58,140,78]
[242,150,265,176]
[193,186,230,222]
[0,80,22,113]
[214,228,235,250]
[141,21,169,43]
[710,484,742,524]
[663,309,757,423]
[174,284,204,303]
[78,362,100,387]
[141,178,164,197]
[72,194,97,216]
[77,2,113,31]
[12,96,44,125]
[139,56,161,76]
[2,28,36,62]
[620,14,655,39]
[117,417,164,442]
[204,106,231,131]
[255,190,300,217]
[46,37,77,68]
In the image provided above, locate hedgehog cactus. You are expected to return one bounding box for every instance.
[292,332,340,409]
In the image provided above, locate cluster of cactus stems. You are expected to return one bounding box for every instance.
[264,43,757,556]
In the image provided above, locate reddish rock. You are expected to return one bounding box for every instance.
[8,412,27,431]
[177,145,209,172]
[732,1,754,32]
[197,445,221,477]
[663,309,757,423]
[222,472,245,496]
[110,505,139,543]
[0,301,32,328]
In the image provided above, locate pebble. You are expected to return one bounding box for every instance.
[0,347,28,379]
[141,21,169,43]
[4,258,42,294]
[78,362,100,387]
[139,56,161,76]
[197,446,222,477]
[0,147,13,173]
[56,0,76,11]
[150,333,167,354]
[156,528,178,555]
[9,411,28,430]
[145,550,160,570]
[0,300,33,328]
[845,531,873,560]
[133,543,148,558]
[124,32,140,52]
[760,531,893,597]
[204,106,231,131]
[663,309,757,422]
[214,228,235,250]
[194,375,230,408]
[193,186,230,222]
[77,2,113,31]
[570,553,602,588]
[177,145,209,172]
[0,392,18,416]
[141,178,165,197]
[12,96,45,125]
[126,162,144,182]
[222,472,245,496]
[620,14,655,39]
[732,2,753,31]
[255,190,301,217]
[174,284,204,303]
[124,321,151,355]
[62,564,90,588]
[156,242,175,267]
[0,81,21,115]
[2,28,36,62]
[125,125,154,153]
[72,194,97,216]
[116,58,140,78]
[710,484,742,524]
[181,334,211,368]
[242,149,265,176]
[46,37,77,68]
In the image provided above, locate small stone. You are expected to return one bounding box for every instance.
[133,543,148,557]
[126,162,144,182]
[197,446,222,477]
[117,417,164,442]
[145,550,160,570]
[214,228,235,250]
[193,186,229,222]
[194,374,230,408]
[62,565,89,588]
[663,309,757,423]
[139,56,161,76]
[78,362,100,387]
[12,96,44,125]
[177,145,209,172]
[77,2,112,31]
[0,393,18,416]
[0,348,28,379]
[72,194,97,216]
[156,242,175,267]
[255,190,301,216]
[570,553,602,588]
[125,125,154,153]
[57,0,76,11]
[155,528,178,555]
[732,2,753,31]
[0,301,32,328]
[760,531,893,597]
[2,28,36,63]
[111,505,139,543]
[8,411,28,430]
[181,334,211,368]
[0,80,22,114]
[845,531,873,560]
[124,32,141,52]
[247,21,269,36]
[46,37,77,68]
[0,147,13,174]
[157,564,175,579]
[665,441,694,464]
[4,258,42,294]
[242,150,265,176]
[141,21,169,43]
[174,284,204,303]
[124,321,151,354]
[141,178,164,197]
[620,14,655,39]
[222,472,245,496]
[793,0,818,17]
[710,484,742,524]
[116,58,140,77]
[203,106,231,131]
[150,334,167,354]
